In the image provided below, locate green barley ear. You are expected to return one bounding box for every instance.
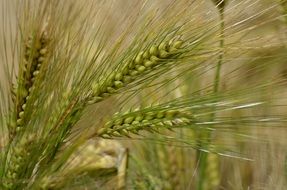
[203,153,221,190]
[168,146,182,190]
[156,144,182,190]
[97,106,192,138]
[10,32,49,139]
[87,38,185,105]
[3,135,35,189]
[156,145,172,189]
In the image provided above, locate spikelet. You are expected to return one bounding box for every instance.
[87,39,184,105]
[97,107,192,138]
[10,32,49,139]
[3,135,35,189]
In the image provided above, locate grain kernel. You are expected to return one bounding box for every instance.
[159,50,169,58]
[137,65,146,73]
[134,51,144,64]
[149,45,158,56]
[115,73,123,81]
[173,40,184,49]
[114,81,124,88]
[143,60,153,67]
[124,116,134,124]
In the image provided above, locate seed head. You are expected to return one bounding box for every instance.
[98,107,192,137]
[88,39,184,105]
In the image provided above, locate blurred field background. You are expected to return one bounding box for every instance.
[1,0,287,190]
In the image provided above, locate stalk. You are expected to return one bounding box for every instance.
[197,2,225,189]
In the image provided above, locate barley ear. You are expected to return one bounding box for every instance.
[97,107,192,138]
[203,153,221,190]
[9,32,49,140]
[87,39,185,105]
[3,135,35,189]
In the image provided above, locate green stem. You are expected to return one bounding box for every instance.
[196,8,225,190]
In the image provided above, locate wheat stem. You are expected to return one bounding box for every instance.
[197,1,225,189]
